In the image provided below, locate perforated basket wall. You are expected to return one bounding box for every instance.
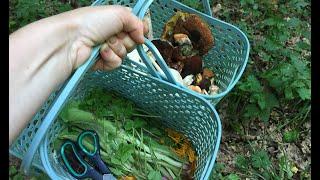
[36,65,222,179]
[115,0,250,105]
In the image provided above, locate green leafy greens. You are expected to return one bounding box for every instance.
[55,88,193,179]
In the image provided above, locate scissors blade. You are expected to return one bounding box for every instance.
[103,174,117,180]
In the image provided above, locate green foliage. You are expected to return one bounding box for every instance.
[210,149,295,180]
[235,155,249,170]
[178,0,204,12]
[283,129,299,143]
[209,163,226,179]
[279,155,294,179]
[9,0,94,34]
[77,0,93,7]
[58,88,189,179]
[209,161,241,180]
[218,0,310,125]
[238,75,279,123]
[147,170,162,180]
[9,165,50,180]
[9,0,73,33]
[262,57,310,101]
[9,166,17,176]
[251,150,271,169]
[226,174,240,180]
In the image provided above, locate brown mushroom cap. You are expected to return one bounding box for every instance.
[152,39,175,64]
[180,56,203,78]
[173,14,214,55]
[162,12,214,56]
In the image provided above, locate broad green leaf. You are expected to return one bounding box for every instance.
[124,120,135,130]
[9,166,17,176]
[239,75,262,92]
[260,107,271,123]
[296,88,311,100]
[287,17,301,28]
[284,88,294,100]
[12,174,24,180]
[256,94,266,110]
[262,171,272,180]
[240,0,254,6]
[109,167,123,176]
[283,130,299,143]
[266,78,283,90]
[147,170,162,180]
[59,102,94,123]
[243,104,259,119]
[259,51,271,61]
[295,1,309,8]
[291,81,305,88]
[296,41,310,50]
[265,91,279,108]
[279,155,294,179]
[263,18,277,26]
[251,150,271,169]
[111,157,122,165]
[116,143,135,163]
[235,155,249,170]
[227,174,240,180]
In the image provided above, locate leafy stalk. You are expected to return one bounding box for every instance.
[57,90,192,179]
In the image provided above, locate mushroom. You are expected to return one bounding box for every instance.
[162,12,214,56]
[152,39,175,64]
[180,56,203,78]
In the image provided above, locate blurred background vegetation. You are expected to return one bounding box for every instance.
[9,0,310,179]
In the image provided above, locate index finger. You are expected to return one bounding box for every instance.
[116,7,145,44]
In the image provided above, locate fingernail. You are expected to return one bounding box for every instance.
[108,36,117,44]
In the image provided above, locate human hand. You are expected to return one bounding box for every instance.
[9,5,149,144]
[66,5,149,71]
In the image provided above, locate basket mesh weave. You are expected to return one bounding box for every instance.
[119,0,250,105]
[40,66,221,179]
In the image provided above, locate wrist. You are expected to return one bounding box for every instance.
[59,9,96,71]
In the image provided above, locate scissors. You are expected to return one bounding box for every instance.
[60,130,116,180]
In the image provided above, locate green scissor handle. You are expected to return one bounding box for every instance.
[77,130,99,156]
[77,130,112,175]
[60,140,102,179]
[60,130,113,180]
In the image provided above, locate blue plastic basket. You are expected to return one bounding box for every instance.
[126,0,250,106]
[9,0,250,179]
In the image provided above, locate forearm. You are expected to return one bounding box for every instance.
[9,11,82,145]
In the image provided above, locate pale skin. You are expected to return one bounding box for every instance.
[9,5,148,145]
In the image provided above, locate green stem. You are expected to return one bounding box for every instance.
[159,166,171,178]
[165,166,176,179]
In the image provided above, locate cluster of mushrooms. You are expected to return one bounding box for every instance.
[152,12,219,95]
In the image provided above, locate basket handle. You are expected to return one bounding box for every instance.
[20,0,154,175]
[136,40,179,86]
[20,46,101,175]
[201,0,213,17]
[134,0,182,86]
